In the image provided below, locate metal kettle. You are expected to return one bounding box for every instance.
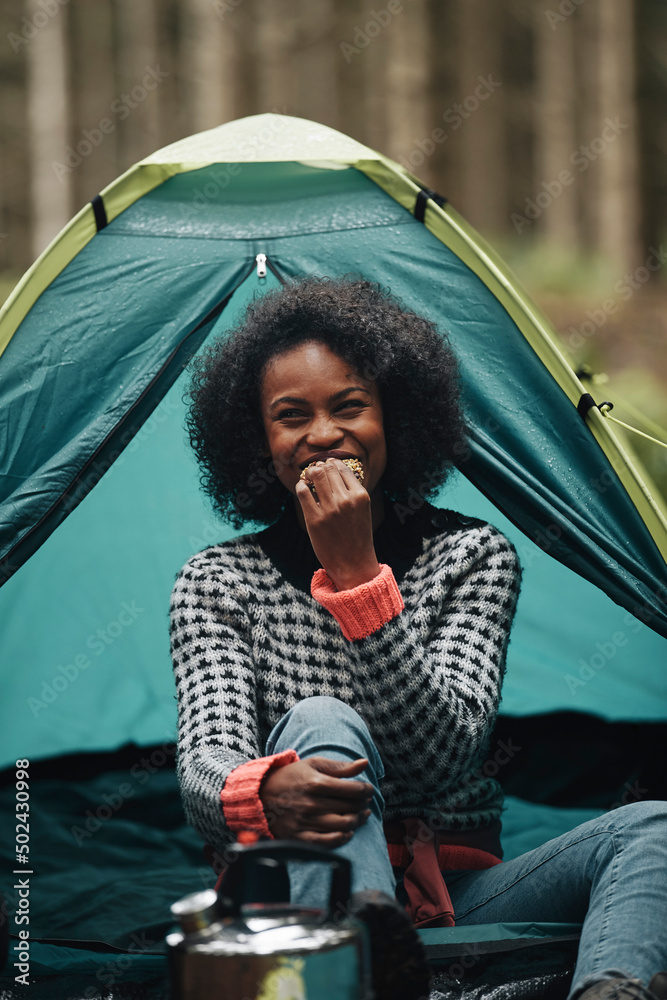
[167,841,371,1000]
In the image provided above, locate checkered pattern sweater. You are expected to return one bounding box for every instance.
[169,498,521,857]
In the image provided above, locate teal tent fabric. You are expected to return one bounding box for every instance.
[0,118,664,992]
[0,159,665,770]
[1,161,666,636]
[1,265,665,769]
[0,763,585,969]
[445,476,667,720]
[1,375,665,769]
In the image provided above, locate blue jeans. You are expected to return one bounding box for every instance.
[265,696,667,1000]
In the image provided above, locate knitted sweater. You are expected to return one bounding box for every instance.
[169,497,521,858]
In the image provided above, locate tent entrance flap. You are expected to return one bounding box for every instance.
[0,257,262,586]
[1,148,665,635]
[0,152,666,769]
[0,267,284,767]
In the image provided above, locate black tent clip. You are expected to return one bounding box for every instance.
[414,187,447,223]
[91,194,108,232]
[577,393,614,420]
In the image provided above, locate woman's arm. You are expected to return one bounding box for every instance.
[170,550,374,851]
[170,552,271,852]
[313,521,521,793]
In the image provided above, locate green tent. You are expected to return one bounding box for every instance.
[0,114,665,995]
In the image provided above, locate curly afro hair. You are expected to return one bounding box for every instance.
[185,275,467,529]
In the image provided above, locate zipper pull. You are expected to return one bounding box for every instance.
[255,253,267,278]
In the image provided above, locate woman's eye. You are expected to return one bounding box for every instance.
[277,400,366,419]
[337,400,366,411]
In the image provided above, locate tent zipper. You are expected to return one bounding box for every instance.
[255,252,288,285]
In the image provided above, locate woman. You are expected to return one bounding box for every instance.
[170,277,667,1000]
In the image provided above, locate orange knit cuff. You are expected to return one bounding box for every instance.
[310,563,404,641]
[220,749,299,838]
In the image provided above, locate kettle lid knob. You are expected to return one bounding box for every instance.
[170,889,218,934]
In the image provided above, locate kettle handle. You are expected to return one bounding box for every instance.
[217,840,351,921]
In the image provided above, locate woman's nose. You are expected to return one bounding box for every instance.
[306,413,344,446]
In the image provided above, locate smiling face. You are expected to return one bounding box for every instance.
[259,340,387,505]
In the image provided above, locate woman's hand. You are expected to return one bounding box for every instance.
[295,459,381,590]
[259,756,373,847]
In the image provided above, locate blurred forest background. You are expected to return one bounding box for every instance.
[0,0,665,495]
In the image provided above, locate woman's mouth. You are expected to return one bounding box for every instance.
[299,450,360,469]
[299,458,365,499]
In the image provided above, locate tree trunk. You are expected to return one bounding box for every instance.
[384,0,431,184]
[253,0,295,115]
[294,0,337,128]
[426,1,458,201]
[181,0,237,134]
[503,1,535,232]
[0,0,30,277]
[336,0,370,144]
[532,1,578,248]
[357,0,389,154]
[69,0,117,206]
[115,0,160,168]
[594,0,641,273]
[456,0,507,235]
[581,0,640,273]
[26,0,72,259]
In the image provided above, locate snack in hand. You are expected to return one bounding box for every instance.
[299,457,364,500]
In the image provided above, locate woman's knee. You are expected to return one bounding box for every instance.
[274,696,383,773]
[609,798,667,829]
[593,800,667,863]
[283,695,367,731]
[267,695,377,758]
